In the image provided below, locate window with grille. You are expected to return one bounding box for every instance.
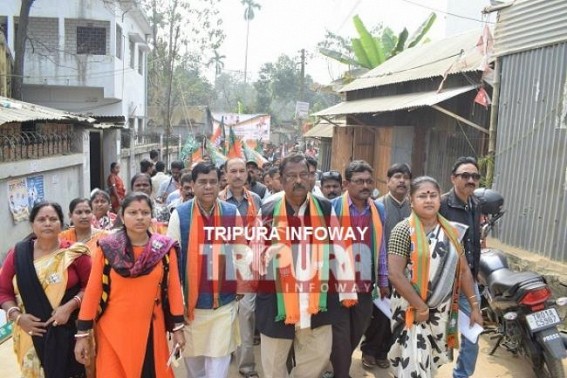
[77,26,106,55]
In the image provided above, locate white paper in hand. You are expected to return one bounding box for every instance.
[373,296,392,319]
[458,310,484,343]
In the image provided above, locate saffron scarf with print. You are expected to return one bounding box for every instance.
[185,200,225,321]
[98,229,176,278]
[406,211,463,348]
[219,187,258,227]
[337,193,384,301]
[271,193,329,324]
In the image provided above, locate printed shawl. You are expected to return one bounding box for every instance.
[336,193,384,302]
[98,230,176,278]
[272,193,329,324]
[185,200,225,321]
[407,212,463,348]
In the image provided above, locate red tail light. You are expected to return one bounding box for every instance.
[519,287,551,306]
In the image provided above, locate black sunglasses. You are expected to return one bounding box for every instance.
[455,172,481,181]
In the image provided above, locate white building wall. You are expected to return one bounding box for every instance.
[1,0,148,123]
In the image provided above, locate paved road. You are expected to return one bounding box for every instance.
[1,332,566,377]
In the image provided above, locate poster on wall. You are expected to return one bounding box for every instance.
[8,175,45,223]
[8,178,30,223]
[26,175,45,211]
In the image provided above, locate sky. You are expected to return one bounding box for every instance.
[214,0,493,84]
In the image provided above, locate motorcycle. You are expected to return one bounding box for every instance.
[475,188,567,378]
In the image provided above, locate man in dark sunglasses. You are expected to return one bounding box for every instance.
[440,156,482,378]
[320,170,343,200]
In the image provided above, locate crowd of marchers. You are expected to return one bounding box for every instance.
[0,148,484,378]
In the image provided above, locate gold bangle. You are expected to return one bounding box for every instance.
[15,314,22,326]
[468,295,477,300]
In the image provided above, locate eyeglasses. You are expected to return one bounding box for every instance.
[454,172,481,181]
[321,170,341,180]
[349,178,374,186]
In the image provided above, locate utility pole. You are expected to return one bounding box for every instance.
[299,48,305,101]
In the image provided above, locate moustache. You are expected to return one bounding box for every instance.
[293,183,306,191]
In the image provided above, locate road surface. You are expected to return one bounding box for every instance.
[1,331,566,377]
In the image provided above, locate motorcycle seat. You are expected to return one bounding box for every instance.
[487,268,543,297]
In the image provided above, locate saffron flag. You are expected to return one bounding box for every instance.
[227,126,244,159]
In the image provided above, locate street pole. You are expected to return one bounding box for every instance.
[486,58,500,188]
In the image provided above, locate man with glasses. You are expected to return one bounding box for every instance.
[328,160,387,377]
[320,171,343,200]
[167,162,244,377]
[255,153,342,378]
[361,163,411,370]
[439,156,482,378]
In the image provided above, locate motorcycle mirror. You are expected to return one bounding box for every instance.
[556,297,567,306]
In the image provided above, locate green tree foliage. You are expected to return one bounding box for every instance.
[143,0,224,128]
[318,12,436,71]
[253,55,340,124]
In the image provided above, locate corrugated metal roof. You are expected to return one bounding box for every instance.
[339,30,485,92]
[314,85,477,116]
[0,96,95,125]
[494,0,567,57]
[304,123,333,138]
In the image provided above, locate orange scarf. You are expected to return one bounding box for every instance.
[338,193,384,300]
[272,193,329,324]
[186,200,223,321]
[59,227,106,253]
[406,212,463,348]
[219,187,257,227]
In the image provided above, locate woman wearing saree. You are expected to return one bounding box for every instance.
[90,189,117,230]
[59,198,106,252]
[0,201,91,378]
[74,192,185,378]
[387,176,483,378]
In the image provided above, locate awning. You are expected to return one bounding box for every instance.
[304,123,333,138]
[314,85,478,117]
[0,96,95,126]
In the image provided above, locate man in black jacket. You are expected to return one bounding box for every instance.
[439,156,482,378]
[255,153,340,378]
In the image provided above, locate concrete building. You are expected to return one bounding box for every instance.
[0,0,151,187]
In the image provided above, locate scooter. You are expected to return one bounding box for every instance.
[475,188,567,378]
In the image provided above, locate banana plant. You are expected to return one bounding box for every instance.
[319,12,436,70]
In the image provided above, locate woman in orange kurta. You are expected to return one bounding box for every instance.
[74,193,185,377]
[59,198,106,252]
